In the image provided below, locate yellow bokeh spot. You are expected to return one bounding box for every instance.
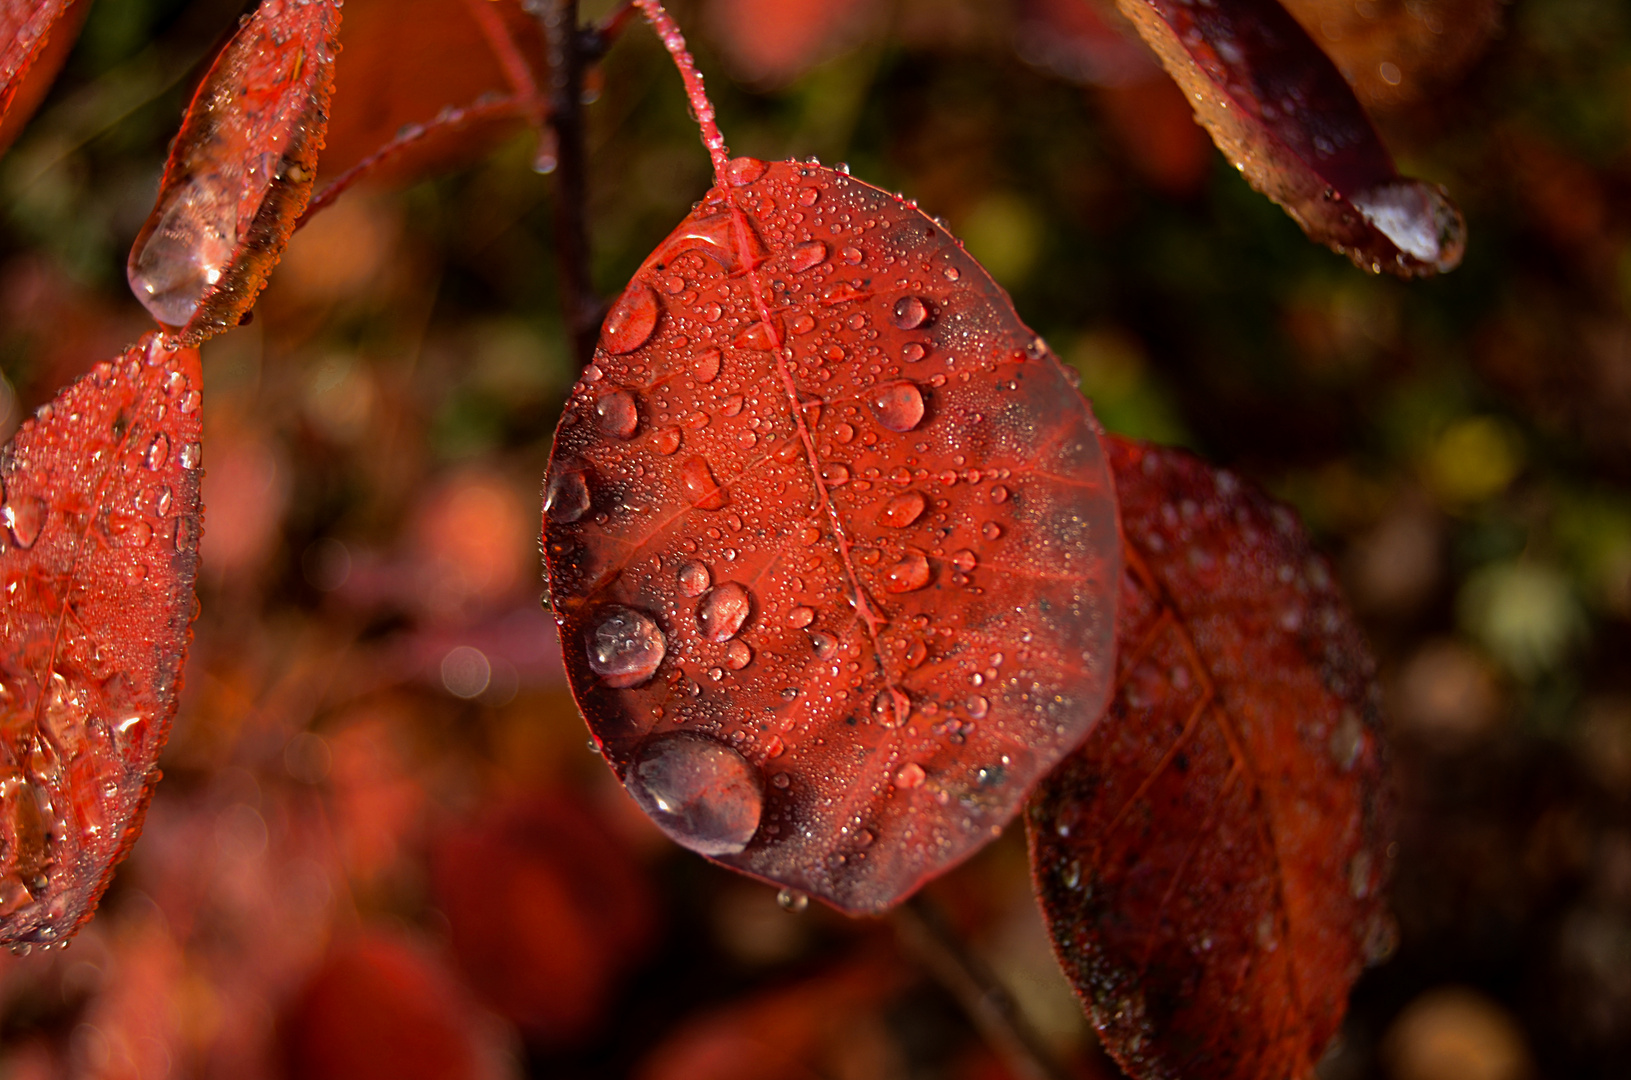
[1427,417,1523,505]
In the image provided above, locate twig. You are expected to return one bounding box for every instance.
[894,894,1081,1080]
[536,0,601,366]
[630,0,731,185]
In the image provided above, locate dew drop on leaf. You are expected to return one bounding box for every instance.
[585,606,665,688]
[890,296,933,330]
[867,380,925,433]
[601,282,661,354]
[128,178,236,328]
[2,496,46,549]
[691,348,722,383]
[725,640,753,670]
[697,581,752,642]
[681,455,729,510]
[594,389,640,439]
[624,732,763,856]
[877,490,927,529]
[677,559,711,597]
[884,549,931,593]
[544,467,591,524]
[787,240,828,272]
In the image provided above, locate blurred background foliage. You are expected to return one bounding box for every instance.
[0,0,1627,1077]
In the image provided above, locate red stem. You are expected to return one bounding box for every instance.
[631,0,731,186]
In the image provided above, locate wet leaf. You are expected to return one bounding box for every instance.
[1027,436,1394,1080]
[0,333,204,947]
[127,0,343,341]
[1280,0,1501,110]
[1114,0,1465,276]
[544,161,1120,915]
[0,0,88,159]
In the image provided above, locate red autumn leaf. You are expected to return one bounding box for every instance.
[0,0,89,159]
[1026,436,1394,1080]
[543,5,1121,915]
[428,792,658,1042]
[1114,0,1465,276]
[127,0,343,342]
[0,332,203,948]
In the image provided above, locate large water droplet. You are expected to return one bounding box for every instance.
[595,390,639,439]
[691,348,722,383]
[884,549,931,593]
[877,490,926,529]
[545,467,591,524]
[697,581,753,642]
[585,605,666,688]
[681,456,730,510]
[867,381,925,433]
[788,240,828,272]
[734,321,778,350]
[127,176,236,327]
[625,732,763,856]
[2,496,46,549]
[727,156,767,186]
[787,606,815,628]
[600,282,660,354]
[677,560,711,597]
[1350,179,1466,273]
[891,296,933,330]
[725,640,753,670]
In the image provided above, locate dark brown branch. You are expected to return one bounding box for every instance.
[535,0,600,366]
[894,894,1084,1080]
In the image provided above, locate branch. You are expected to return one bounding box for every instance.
[536,0,601,366]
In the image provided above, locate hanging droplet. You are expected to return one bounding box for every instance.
[877,490,927,529]
[691,348,722,383]
[1350,178,1467,273]
[867,380,925,433]
[545,467,591,524]
[127,176,236,327]
[677,560,711,597]
[884,549,931,593]
[624,732,763,856]
[788,240,828,272]
[3,496,47,549]
[890,296,933,330]
[585,606,666,688]
[594,389,639,439]
[697,581,753,642]
[601,282,660,354]
[777,888,809,913]
[681,456,730,510]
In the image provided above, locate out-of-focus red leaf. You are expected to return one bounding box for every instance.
[319,0,544,184]
[0,333,203,947]
[703,0,874,85]
[127,0,343,340]
[636,957,907,1080]
[1114,0,1465,276]
[281,932,502,1080]
[1279,0,1501,110]
[429,792,657,1042]
[0,0,89,159]
[1026,436,1394,1080]
[544,155,1121,914]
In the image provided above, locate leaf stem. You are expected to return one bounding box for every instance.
[534,0,601,366]
[630,0,731,186]
[894,894,1084,1080]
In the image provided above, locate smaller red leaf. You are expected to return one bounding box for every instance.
[0,333,204,947]
[1027,436,1394,1080]
[127,0,343,342]
[1115,0,1465,276]
[0,0,89,159]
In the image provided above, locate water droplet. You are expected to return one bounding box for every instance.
[902,342,926,363]
[951,549,976,572]
[722,395,745,417]
[872,686,910,728]
[178,442,202,470]
[626,732,763,856]
[656,427,682,455]
[127,176,236,327]
[734,321,777,350]
[891,296,932,330]
[942,265,961,282]
[810,631,838,657]
[3,496,46,549]
[789,313,816,335]
[595,389,639,439]
[787,606,815,628]
[967,695,990,719]
[884,549,931,592]
[681,456,730,510]
[981,521,1003,541]
[1061,859,1082,890]
[677,560,711,597]
[776,887,809,912]
[545,468,591,524]
[585,605,666,688]
[725,640,753,669]
[797,187,819,207]
[702,301,724,322]
[662,274,686,294]
[822,462,850,486]
[990,484,1010,504]
[600,282,660,354]
[697,581,753,642]
[833,422,855,444]
[687,348,720,384]
[1351,178,1466,273]
[144,433,170,470]
[894,762,926,788]
[727,156,767,186]
[878,490,927,528]
[867,380,925,432]
[841,246,863,265]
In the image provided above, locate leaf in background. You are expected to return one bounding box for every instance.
[1114,0,1465,276]
[1027,435,1394,1080]
[703,0,876,86]
[543,160,1121,914]
[0,333,203,947]
[0,0,89,159]
[1279,0,1501,110]
[126,0,343,341]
